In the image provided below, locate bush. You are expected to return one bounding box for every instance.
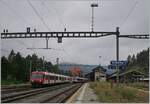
[90,82,148,103]
[118,87,136,101]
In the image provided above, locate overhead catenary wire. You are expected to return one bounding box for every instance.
[40,0,66,50]
[39,0,77,64]
[0,0,39,55]
[0,0,30,27]
[1,49,10,53]
[1,0,77,65]
[120,0,138,28]
[40,1,75,63]
[41,2,80,64]
[61,45,78,64]
[27,0,65,50]
[40,1,66,30]
[27,0,51,31]
[0,0,40,55]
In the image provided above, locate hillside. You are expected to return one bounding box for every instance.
[58,63,97,75]
[59,63,116,75]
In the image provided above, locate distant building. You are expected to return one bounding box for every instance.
[85,66,106,81]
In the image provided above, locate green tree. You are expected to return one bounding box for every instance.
[44,62,52,72]
[131,54,136,65]
[1,50,68,85]
[127,55,131,65]
[8,50,15,62]
[31,54,38,71]
[1,56,9,80]
[126,48,149,76]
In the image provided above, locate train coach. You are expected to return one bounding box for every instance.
[73,76,88,83]
[30,71,87,87]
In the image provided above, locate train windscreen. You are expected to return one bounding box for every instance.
[31,73,43,79]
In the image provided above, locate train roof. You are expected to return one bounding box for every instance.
[74,76,88,80]
[31,71,69,78]
[31,71,87,80]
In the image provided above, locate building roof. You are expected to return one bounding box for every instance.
[119,69,145,76]
[108,69,145,79]
[92,65,107,72]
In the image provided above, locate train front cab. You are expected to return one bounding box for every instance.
[30,72,45,88]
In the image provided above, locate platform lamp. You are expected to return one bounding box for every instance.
[99,56,101,66]
[91,3,98,32]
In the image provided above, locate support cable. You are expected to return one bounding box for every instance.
[40,1,66,30]
[27,0,52,49]
[0,0,29,26]
[120,0,138,28]
[40,0,76,63]
[0,0,38,55]
[27,0,51,31]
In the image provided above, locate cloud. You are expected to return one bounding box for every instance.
[0,0,148,65]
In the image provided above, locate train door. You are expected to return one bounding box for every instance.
[54,76,56,83]
[50,75,54,84]
[44,75,48,84]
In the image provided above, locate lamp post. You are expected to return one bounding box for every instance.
[29,60,32,81]
[99,56,101,66]
[43,56,45,70]
[56,58,59,65]
[91,3,98,32]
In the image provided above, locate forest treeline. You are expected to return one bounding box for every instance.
[1,50,71,84]
[126,48,149,76]
[1,48,149,84]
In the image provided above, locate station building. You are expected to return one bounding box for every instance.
[85,66,107,81]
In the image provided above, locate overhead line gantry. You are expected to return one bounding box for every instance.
[1,28,116,39]
[1,28,149,39]
[1,27,149,87]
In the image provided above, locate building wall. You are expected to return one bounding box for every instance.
[99,72,106,81]
[94,71,99,81]
[94,69,106,81]
[85,66,107,81]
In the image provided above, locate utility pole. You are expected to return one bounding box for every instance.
[99,56,101,66]
[29,60,32,80]
[46,38,49,49]
[116,27,120,87]
[56,58,59,65]
[91,3,98,32]
[43,56,45,70]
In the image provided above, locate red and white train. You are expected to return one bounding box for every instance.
[30,71,87,87]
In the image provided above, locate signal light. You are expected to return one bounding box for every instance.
[58,37,62,43]
[91,3,98,7]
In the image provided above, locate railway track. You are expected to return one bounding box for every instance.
[41,83,82,103]
[1,84,31,94]
[1,87,32,95]
[1,84,31,89]
[2,83,82,103]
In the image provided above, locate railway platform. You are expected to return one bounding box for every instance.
[66,83,99,103]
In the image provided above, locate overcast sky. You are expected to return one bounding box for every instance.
[0,0,149,65]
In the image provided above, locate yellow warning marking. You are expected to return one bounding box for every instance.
[66,83,86,103]
[76,83,88,103]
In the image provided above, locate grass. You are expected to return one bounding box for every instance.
[90,81,149,103]
[124,82,149,91]
[1,79,26,85]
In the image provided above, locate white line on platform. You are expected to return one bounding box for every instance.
[76,83,88,103]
